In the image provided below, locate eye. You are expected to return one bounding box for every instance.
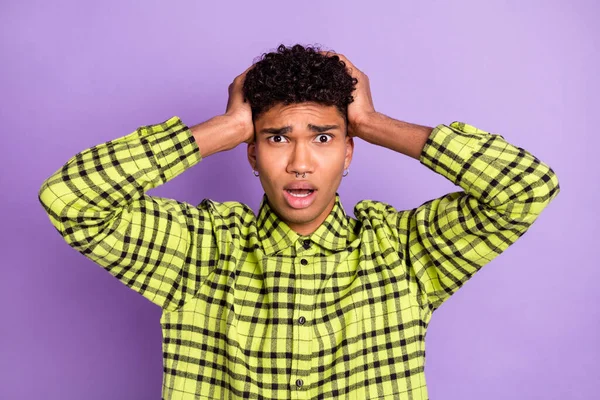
[315,134,333,143]
[267,135,288,143]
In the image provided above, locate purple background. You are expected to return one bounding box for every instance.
[1,0,596,398]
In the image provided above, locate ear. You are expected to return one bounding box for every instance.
[344,135,354,170]
[247,141,257,170]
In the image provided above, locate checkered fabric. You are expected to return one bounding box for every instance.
[39,116,560,399]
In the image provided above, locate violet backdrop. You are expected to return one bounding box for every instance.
[1,0,596,399]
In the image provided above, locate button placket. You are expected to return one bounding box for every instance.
[292,243,313,393]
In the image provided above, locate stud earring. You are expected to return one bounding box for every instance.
[342,169,349,177]
[253,170,259,177]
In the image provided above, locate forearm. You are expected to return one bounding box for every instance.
[39,116,201,232]
[359,113,560,216]
[357,112,433,160]
[418,121,560,218]
[191,114,249,158]
[38,116,226,311]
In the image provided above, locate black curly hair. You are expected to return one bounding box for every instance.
[242,44,358,130]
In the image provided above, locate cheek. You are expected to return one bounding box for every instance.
[256,146,284,168]
[256,152,284,190]
[314,150,346,170]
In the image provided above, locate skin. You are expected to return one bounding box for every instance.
[191,51,432,236]
[247,102,354,235]
[243,52,377,235]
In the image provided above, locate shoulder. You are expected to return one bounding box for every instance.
[353,199,401,222]
[351,199,408,252]
[195,199,257,245]
[197,198,255,222]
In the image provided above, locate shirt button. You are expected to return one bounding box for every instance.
[300,258,308,266]
[296,378,304,387]
[298,316,306,325]
[303,239,311,249]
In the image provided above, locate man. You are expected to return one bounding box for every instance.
[39,44,560,399]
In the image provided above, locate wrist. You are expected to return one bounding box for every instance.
[354,112,386,142]
[191,115,247,158]
[355,113,434,159]
[223,112,254,143]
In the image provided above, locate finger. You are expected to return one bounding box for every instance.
[238,63,256,80]
[336,54,357,71]
[228,65,254,105]
[319,51,359,73]
[318,50,335,57]
[319,50,348,63]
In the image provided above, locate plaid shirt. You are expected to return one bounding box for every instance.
[39,116,560,399]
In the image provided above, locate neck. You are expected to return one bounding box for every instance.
[285,196,336,236]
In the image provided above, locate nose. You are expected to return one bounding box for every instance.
[286,142,314,176]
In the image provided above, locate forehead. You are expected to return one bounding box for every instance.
[256,102,344,126]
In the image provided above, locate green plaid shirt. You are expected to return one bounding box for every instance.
[39,116,559,399]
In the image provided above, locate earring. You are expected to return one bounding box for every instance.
[342,169,349,177]
[253,170,259,177]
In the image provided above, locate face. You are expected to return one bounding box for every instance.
[247,102,354,236]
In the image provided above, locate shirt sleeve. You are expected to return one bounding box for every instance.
[38,116,217,312]
[377,121,559,312]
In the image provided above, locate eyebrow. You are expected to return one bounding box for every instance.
[259,124,340,135]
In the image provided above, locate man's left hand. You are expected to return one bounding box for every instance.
[320,51,377,138]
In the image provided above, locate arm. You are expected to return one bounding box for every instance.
[38,67,255,312]
[353,111,432,160]
[359,115,560,311]
[323,51,560,311]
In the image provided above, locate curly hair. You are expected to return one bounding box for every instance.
[242,44,358,127]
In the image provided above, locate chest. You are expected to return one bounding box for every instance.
[173,244,427,344]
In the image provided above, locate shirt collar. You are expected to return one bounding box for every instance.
[256,192,349,255]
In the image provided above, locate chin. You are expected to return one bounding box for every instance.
[273,196,321,222]
[279,202,316,218]
[284,209,320,224]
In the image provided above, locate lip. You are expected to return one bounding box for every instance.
[282,188,317,209]
[284,182,316,190]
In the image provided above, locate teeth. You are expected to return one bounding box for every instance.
[286,190,313,198]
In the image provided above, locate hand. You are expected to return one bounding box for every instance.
[224,64,255,144]
[319,51,377,138]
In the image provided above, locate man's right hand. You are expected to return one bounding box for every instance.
[190,64,256,157]
[224,64,255,144]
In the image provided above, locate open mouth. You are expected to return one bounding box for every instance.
[283,188,317,209]
[285,189,315,198]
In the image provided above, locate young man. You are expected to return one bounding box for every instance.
[39,44,560,399]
